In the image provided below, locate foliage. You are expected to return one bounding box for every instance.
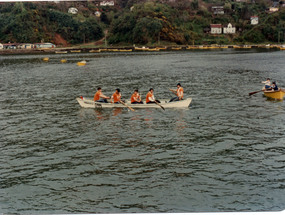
[243,29,265,43]
[0,2,103,44]
[1,0,285,45]
[108,1,186,45]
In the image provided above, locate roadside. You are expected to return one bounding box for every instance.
[0,43,284,55]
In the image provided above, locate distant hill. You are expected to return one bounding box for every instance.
[0,0,285,46]
[0,2,104,45]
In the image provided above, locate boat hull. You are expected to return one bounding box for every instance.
[264,89,285,100]
[77,61,86,66]
[76,97,192,109]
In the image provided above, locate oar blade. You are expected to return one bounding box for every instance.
[154,101,165,111]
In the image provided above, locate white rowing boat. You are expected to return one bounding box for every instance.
[76,97,192,109]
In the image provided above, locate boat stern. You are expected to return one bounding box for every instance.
[264,90,285,100]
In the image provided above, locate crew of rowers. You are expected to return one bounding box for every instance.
[262,78,279,91]
[93,83,184,104]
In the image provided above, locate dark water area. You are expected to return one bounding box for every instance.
[1,49,285,213]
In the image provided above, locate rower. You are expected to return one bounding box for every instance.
[272,81,279,91]
[131,89,143,104]
[146,88,160,104]
[262,78,272,90]
[111,88,122,104]
[169,83,184,102]
[94,87,110,103]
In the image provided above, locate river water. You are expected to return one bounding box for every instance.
[1,49,285,213]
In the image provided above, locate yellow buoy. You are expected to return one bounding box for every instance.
[61,59,67,63]
[43,57,49,61]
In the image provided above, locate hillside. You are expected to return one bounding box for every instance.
[0,0,285,46]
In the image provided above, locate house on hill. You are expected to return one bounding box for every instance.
[68,7,78,14]
[251,16,258,25]
[268,7,279,13]
[17,43,34,49]
[34,43,56,49]
[95,11,101,17]
[3,43,17,49]
[0,43,3,49]
[100,1,115,6]
[210,24,222,34]
[223,23,236,34]
[212,6,224,15]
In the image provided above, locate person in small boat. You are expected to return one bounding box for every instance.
[94,87,110,103]
[111,88,122,104]
[169,83,184,102]
[146,88,160,104]
[262,78,272,90]
[272,81,279,91]
[131,89,143,104]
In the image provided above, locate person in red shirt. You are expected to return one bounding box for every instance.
[146,88,160,104]
[170,83,184,102]
[111,88,122,104]
[131,89,143,104]
[94,87,110,103]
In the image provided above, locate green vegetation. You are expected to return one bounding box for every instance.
[0,0,285,46]
[109,0,285,45]
[0,2,103,45]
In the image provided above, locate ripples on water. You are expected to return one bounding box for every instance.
[1,50,285,213]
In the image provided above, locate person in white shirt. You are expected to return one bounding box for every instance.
[262,78,271,90]
[146,88,160,104]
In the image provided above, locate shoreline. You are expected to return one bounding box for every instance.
[0,44,284,55]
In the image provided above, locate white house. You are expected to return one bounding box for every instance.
[34,43,56,49]
[212,6,224,15]
[0,43,3,49]
[251,16,258,25]
[268,7,279,13]
[223,23,236,34]
[100,1,114,6]
[3,43,17,49]
[68,7,78,14]
[210,24,222,34]
[95,11,101,17]
[17,43,34,49]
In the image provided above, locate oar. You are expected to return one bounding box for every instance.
[154,101,165,111]
[249,90,264,96]
[119,100,135,112]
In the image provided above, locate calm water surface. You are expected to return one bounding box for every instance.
[1,49,285,213]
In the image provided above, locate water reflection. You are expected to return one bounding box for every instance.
[112,108,122,116]
[174,110,188,132]
[94,109,105,120]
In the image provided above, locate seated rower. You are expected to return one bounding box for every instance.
[262,78,272,90]
[146,88,160,104]
[131,89,143,104]
[111,88,122,104]
[272,81,279,91]
[94,87,110,103]
[169,83,184,102]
